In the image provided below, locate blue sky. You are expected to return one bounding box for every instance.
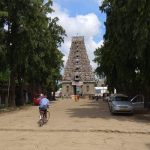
[53,0,103,18]
[51,0,106,68]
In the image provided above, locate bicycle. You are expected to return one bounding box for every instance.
[38,109,50,127]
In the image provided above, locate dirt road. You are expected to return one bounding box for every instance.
[0,98,150,150]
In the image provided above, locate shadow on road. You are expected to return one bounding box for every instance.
[146,143,150,149]
[0,105,32,115]
[66,99,150,124]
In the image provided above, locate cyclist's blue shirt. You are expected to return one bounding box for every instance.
[39,98,49,109]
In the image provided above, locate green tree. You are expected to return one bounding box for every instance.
[0,0,8,70]
[94,0,150,96]
[0,0,65,106]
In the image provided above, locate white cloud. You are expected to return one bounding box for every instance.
[49,3,103,70]
[96,0,104,6]
[85,38,103,69]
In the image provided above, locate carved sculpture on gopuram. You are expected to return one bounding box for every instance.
[62,36,96,98]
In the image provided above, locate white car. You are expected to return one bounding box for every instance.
[55,91,62,98]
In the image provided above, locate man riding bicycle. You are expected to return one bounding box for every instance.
[39,94,49,121]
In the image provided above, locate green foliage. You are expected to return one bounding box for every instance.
[0,0,66,105]
[0,69,10,82]
[95,0,150,96]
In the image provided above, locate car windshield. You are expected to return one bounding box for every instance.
[114,96,129,101]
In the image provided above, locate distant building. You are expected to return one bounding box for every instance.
[62,36,96,97]
[95,86,108,97]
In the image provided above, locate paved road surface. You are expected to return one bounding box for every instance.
[0,98,150,150]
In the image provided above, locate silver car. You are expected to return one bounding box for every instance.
[130,95,144,111]
[108,94,133,114]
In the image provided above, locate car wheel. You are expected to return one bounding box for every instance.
[109,106,115,115]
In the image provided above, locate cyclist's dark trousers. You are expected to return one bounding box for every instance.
[39,107,47,118]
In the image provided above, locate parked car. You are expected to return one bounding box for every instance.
[55,91,62,98]
[33,94,41,105]
[108,94,133,114]
[130,95,144,111]
[108,94,146,114]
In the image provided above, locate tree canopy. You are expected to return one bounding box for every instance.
[94,0,150,96]
[0,0,65,106]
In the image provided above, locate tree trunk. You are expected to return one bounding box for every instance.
[18,78,25,106]
[21,84,25,105]
[8,71,16,107]
[52,91,56,100]
[47,88,52,101]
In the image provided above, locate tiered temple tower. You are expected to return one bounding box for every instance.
[62,36,95,97]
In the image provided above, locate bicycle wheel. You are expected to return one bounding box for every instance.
[38,111,45,127]
[38,119,43,127]
[47,110,50,121]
